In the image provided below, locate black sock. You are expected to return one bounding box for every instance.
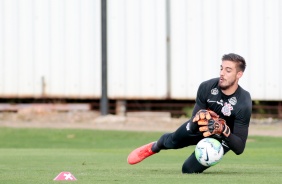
[151,142,161,153]
[151,133,171,153]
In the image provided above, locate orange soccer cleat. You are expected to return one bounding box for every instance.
[127,142,157,165]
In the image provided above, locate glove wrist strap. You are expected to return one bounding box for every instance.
[222,125,230,137]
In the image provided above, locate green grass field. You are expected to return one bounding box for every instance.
[0,127,281,184]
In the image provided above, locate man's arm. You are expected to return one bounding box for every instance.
[225,98,252,155]
[223,123,248,155]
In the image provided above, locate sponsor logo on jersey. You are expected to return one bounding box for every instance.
[207,99,223,106]
[211,88,219,95]
[228,97,237,106]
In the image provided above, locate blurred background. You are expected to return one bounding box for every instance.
[0,0,281,119]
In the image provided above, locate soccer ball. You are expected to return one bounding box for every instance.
[195,138,224,166]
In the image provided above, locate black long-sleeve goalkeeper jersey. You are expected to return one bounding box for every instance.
[191,77,252,155]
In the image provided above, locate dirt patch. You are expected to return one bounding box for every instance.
[0,109,281,137]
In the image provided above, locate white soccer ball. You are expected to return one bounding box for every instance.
[195,138,224,166]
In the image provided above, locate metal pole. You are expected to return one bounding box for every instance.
[166,0,171,98]
[100,0,108,115]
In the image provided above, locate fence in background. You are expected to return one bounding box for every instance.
[0,0,282,118]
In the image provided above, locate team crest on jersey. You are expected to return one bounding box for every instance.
[221,102,233,116]
[211,88,218,95]
[228,97,237,106]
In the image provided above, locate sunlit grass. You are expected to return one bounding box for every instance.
[0,128,281,184]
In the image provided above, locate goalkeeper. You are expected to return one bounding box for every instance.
[127,53,252,173]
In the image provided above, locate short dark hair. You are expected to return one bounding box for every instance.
[222,53,246,72]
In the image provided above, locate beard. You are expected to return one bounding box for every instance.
[219,78,236,90]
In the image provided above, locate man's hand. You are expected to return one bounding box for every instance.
[199,118,230,137]
[192,109,219,122]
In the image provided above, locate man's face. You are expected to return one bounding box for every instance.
[219,60,241,90]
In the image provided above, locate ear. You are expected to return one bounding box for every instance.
[236,71,243,79]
